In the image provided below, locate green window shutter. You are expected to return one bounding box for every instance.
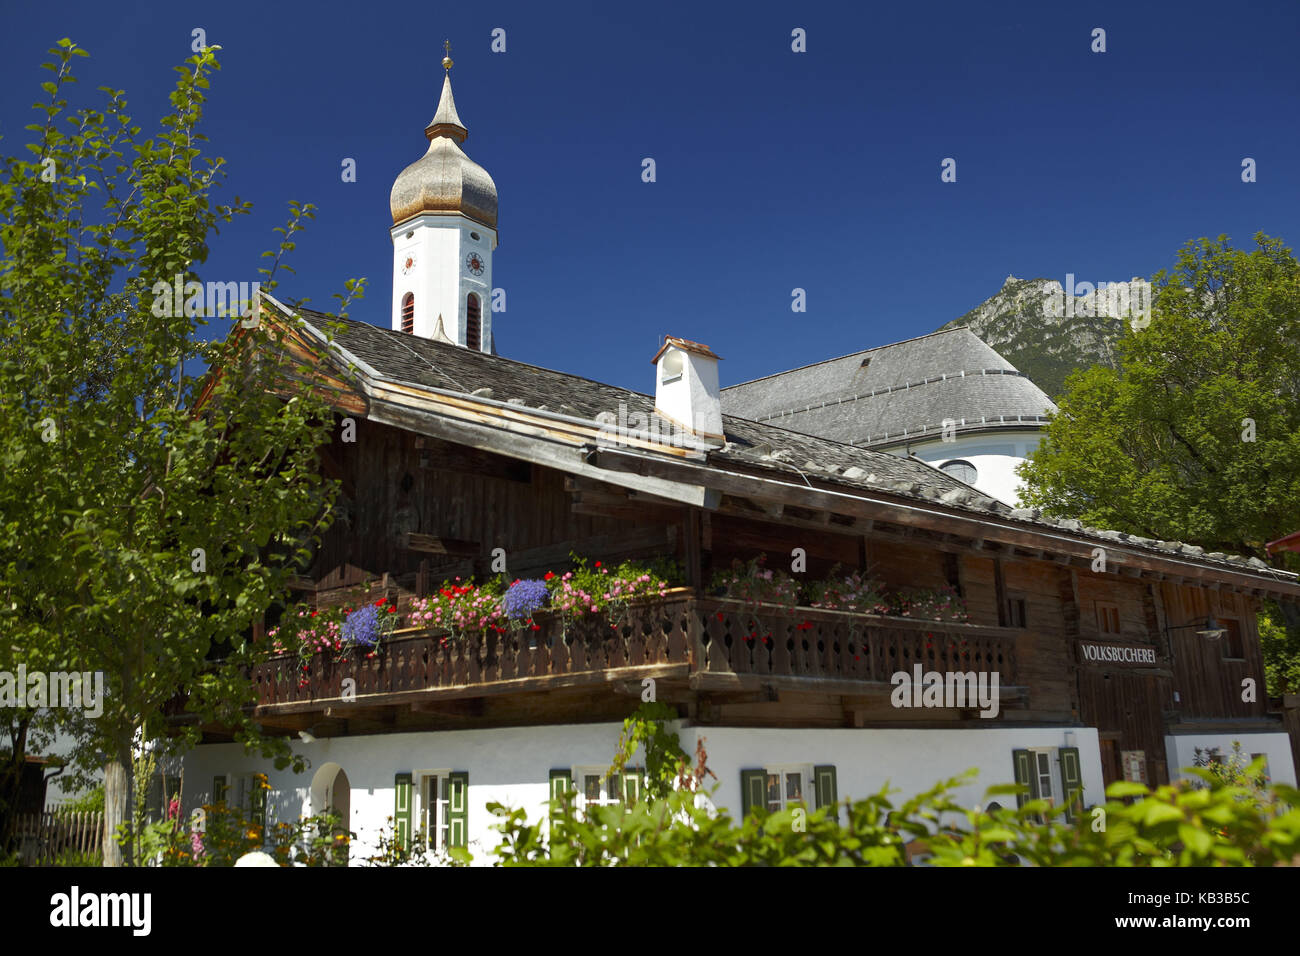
[740,769,767,817]
[813,765,838,814]
[394,772,413,850]
[548,769,573,820]
[447,772,469,848]
[250,778,267,828]
[1012,750,1035,807]
[607,773,621,806]
[548,770,573,847]
[212,775,227,805]
[623,767,643,805]
[549,769,573,802]
[1059,747,1083,823]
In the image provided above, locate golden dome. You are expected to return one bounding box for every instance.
[389,73,498,229]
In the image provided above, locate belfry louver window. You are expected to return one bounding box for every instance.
[466,293,482,351]
[401,293,414,334]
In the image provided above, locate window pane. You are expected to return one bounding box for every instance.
[766,773,781,811]
[786,773,802,803]
[585,775,602,804]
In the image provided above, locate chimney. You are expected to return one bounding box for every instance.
[651,336,724,445]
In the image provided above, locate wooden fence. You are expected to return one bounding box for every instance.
[15,810,104,865]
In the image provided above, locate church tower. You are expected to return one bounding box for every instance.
[389,45,497,351]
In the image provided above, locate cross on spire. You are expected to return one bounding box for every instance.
[442,40,453,71]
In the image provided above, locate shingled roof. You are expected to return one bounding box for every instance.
[719,327,1057,447]
[292,305,972,492]
[269,299,1298,595]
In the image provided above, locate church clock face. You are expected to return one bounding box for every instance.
[401,254,417,275]
[465,252,485,276]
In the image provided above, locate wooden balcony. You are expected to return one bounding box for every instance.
[248,595,1023,723]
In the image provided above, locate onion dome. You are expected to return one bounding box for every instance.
[389,62,498,230]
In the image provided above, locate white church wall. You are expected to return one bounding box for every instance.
[908,429,1046,507]
[390,213,496,345]
[181,722,1102,864]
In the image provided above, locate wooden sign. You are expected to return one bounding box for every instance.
[1077,640,1160,667]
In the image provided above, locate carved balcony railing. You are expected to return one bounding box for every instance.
[249,595,1020,711]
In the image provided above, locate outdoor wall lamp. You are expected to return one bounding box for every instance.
[1165,616,1227,641]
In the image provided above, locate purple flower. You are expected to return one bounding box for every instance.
[342,605,382,647]
[502,579,550,620]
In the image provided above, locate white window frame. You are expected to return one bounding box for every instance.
[572,766,622,812]
[761,763,814,813]
[233,773,257,812]
[415,769,452,853]
[1027,748,1058,806]
[213,772,232,805]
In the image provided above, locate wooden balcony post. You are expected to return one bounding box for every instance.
[683,507,703,592]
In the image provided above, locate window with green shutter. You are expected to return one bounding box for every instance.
[1059,747,1082,823]
[394,772,413,850]
[249,777,267,829]
[814,765,838,817]
[447,771,468,849]
[1012,749,1036,807]
[622,767,644,805]
[548,769,573,847]
[740,769,766,817]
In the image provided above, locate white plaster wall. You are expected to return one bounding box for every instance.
[909,430,1045,506]
[181,722,1102,864]
[1163,732,1296,786]
[38,723,100,807]
[677,725,1103,821]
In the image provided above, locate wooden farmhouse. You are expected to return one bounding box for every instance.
[177,63,1300,861]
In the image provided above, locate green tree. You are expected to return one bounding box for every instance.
[488,766,1300,867]
[0,40,356,864]
[1018,233,1300,689]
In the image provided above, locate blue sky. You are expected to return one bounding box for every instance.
[2,0,1297,391]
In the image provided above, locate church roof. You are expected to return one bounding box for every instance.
[720,327,1057,448]
[261,297,1297,596]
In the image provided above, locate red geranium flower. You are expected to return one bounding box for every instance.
[544,571,555,581]
[716,612,724,622]
[594,561,601,568]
